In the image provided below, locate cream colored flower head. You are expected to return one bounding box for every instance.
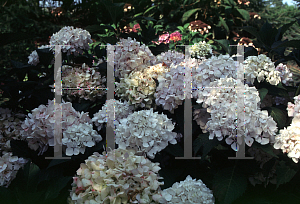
[274,94,300,163]
[116,70,156,109]
[189,41,213,58]
[243,54,281,85]
[144,63,171,80]
[69,149,164,204]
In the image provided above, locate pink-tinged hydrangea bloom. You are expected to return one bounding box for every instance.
[155,50,185,67]
[21,99,102,156]
[275,63,293,86]
[169,31,182,42]
[155,32,170,45]
[49,26,93,56]
[132,23,141,32]
[114,37,156,78]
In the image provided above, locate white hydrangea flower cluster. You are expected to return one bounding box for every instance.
[189,41,213,58]
[58,63,106,102]
[0,108,25,152]
[116,71,156,109]
[0,152,27,187]
[275,63,293,86]
[191,54,238,99]
[155,175,215,204]
[274,95,300,163]
[196,77,278,151]
[69,149,164,204]
[92,99,134,131]
[243,54,281,85]
[62,123,102,156]
[143,63,171,80]
[155,50,185,67]
[154,64,187,114]
[49,26,93,56]
[155,55,239,114]
[287,95,300,117]
[115,108,177,159]
[28,50,39,66]
[114,37,156,78]
[21,99,102,155]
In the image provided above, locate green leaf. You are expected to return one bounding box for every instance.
[12,162,40,192]
[236,9,250,21]
[241,26,262,43]
[183,23,190,29]
[215,39,230,54]
[258,88,268,102]
[276,161,298,189]
[36,48,54,67]
[181,8,201,23]
[266,107,287,129]
[275,20,297,41]
[213,166,247,204]
[143,6,156,15]
[252,143,278,158]
[163,143,184,157]
[47,159,71,169]
[225,6,232,15]
[44,177,72,200]
[177,26,184,32]
[219,16,229,33]
[193,133,219,159]
[259,21,278,49]
[0,187,16,203]
[72,100,92,112]
[272,40,300,50]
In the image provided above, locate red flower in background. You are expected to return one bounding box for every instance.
[153,31,182,45]
[132,23,141,32]
[169,31,182,42]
